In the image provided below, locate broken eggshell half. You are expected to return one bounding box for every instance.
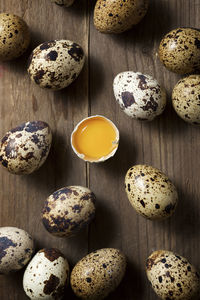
[71,115,119,163]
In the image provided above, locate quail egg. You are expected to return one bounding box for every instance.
[23,248,69,300]
[70,248,126,299]
[0,121,52,175]
[0,226,34,274]
[172,75,200,125]
[113,71,166,121]
[0,13,30,61]
[94,0,149,34]
[42,186,96,237]
[51,0,75,6]
[125,165,178,220]
[27,40,85,90]
[158,28,200,74]
[146,250,200,300]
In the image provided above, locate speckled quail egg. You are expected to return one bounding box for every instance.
[70,248,126,299]
[27,40,85,90]
[94,0,149,34]
[158,28,200,74]
[0,13,30,61]
[51,0,75,7]
[0,121,52,175]
[146,250,200,300]
[42,186,96,237]
[125,165,178,220]
[113,72,166,121]
[23,248,69,300]
[172,75,200,125]
[0,227,34,274]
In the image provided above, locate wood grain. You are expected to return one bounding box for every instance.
[0,0,200,299]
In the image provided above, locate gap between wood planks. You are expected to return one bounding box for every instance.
[86,0,91,253]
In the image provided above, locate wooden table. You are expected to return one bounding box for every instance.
[0,0,200,299]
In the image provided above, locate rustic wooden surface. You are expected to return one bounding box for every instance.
[0,0,200,299]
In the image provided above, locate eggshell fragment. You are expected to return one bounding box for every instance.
[125,165,178,220]
[23,248,69,300]
[42,186,96,237]
[27,40,85,90]
[0,13,30,61]
[146,250,200,300]
[94,0,149,34]
[158,28,200,74]
[0,121,52,175]
[113,71,166,121]
[0,227,34,274]
[70,248,126,299]
[172,75,200,125]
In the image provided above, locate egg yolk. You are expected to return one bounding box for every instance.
[72,116,118,160]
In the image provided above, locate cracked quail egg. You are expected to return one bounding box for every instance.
[27,40,85,90]
[158,27,200,74]
[0,226,34,274]
[23,248,69,300]
[51,0,75,6]
[113,71,166,121]
[94,0,149,34]
[172,75,200,125]
[71,115,119,162]
[0,121,52,175]
[146,250,200,300]
[70,248,126,299]
[0,13,30,61]
[42,186,96,237]
[125,165,178,220]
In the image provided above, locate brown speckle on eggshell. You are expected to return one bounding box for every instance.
[39,248,65,262]
[0,13,30,61]
[0,121,52,175]
[158,27,200,74]
[125,165,178,220]
[172,75,200,125]
[94,0,149,34]
[42,186,96,237]
[146,250,200,300]
[70,248,126,299]
[27,39,85,90]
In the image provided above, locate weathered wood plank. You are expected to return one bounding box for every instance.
[0,0,89,299]
[0,0,200,299]
[88,0,200,299]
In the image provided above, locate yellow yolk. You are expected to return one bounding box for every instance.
[72,116,118,160]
